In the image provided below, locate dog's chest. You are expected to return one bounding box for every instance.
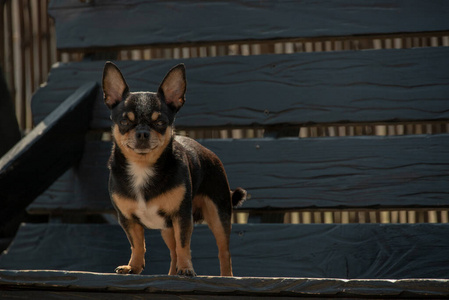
[127,163,167,229]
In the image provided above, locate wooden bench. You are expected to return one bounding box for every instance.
[1,1,449,298]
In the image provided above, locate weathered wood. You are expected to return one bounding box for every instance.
[0,290,297,300]
[1,271,449,299]
[5,2,448,298]
[204,136,449,209]
[1,223,449,279]
[0,83,98,230]
[31,47,449,129]
[28,134,449,214]
[49,0,449,50]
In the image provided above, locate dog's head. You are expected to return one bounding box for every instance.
[102,62,186,163]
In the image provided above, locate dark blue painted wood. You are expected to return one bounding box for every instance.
[49,0,449,49]
[1,269,448,299]
[31,47,449,129]
[2,223,449,279]
[28,134,449,213]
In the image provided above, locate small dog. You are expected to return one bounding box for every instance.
[102,62,246,276]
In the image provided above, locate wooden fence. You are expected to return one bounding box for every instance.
[1,0,56,132]
[1,0,448,224]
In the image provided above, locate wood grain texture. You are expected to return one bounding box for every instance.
[31,47,449,129]
[49,0,449,50]
[1,223,449,279]
[0,291,297,300]
[28,134,449,213]
[1,271,449,299]
[202,135,449,209]
[0,83,98,227]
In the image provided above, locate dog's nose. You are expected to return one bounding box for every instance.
[136,130,150,140]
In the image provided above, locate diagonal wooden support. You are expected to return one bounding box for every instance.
[0,82,98,231]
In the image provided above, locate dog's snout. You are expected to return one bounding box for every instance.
[136,129,150,140]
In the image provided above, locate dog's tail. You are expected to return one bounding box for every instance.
[231,187,247,208]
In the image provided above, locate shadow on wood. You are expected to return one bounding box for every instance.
[0,82,98,234]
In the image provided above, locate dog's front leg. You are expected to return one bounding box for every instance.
[161,227,177,275]
[172,214,196,276]
[116,217,146,274]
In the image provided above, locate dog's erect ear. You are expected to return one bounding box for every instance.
[102,61,129,109]
[159,64,186,112]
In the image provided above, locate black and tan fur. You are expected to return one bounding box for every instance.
[102,62,246,276]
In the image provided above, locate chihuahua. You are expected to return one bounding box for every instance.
[102,62,246,276]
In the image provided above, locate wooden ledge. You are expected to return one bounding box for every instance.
[1,269,448,298]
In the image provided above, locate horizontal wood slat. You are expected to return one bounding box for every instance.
[1,270,449,299]
[31,47,449,129]
[28,134,449,214]
[1,223,449,279]
[49,0,449,50]
[204,136,449,209]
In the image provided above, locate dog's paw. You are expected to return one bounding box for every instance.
[177,268,196,277]
[115,265,143,275]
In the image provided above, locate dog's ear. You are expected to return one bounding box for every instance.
[102,61,129,109]
[159,64,186,112]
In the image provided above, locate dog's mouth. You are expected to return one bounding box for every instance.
[127,144,158,155]
[132,147,151,154]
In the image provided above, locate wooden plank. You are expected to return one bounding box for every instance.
[0,83,98,230]
[28,134,449,213]
[1,223,449,279]
[28,141,112,214]
[0,271,448,299]
[48,0,449,50]
[0,290,295,300]
[31,47,449,129]
[204,136,449,209]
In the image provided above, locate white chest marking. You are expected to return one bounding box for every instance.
[127,162,155,194]
[127,163,166,229]
[135,202,167,229]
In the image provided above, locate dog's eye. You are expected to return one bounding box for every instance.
[156,120,165,127]
[120,119,129,126]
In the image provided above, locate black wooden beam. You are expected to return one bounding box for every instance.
[0,82,98,232]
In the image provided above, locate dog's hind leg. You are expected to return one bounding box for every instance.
[200,196,233,277]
